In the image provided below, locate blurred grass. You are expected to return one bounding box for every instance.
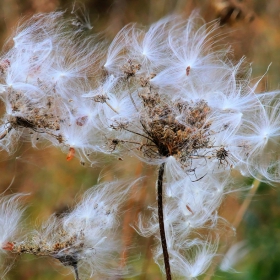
[0,0,280,279]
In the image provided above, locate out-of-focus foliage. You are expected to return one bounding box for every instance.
[0,0,280,279]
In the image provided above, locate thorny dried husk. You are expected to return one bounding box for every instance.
[9,230,84,280]
[104,64,219,171]
[11,228,85,257]
[7,89,62,131]
[0,88,67,143]
[123,59,141,78]
[138,86,212,165]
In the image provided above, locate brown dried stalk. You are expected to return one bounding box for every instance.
[157,162,172,280]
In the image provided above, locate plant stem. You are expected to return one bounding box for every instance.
[232,178,261,228]
[73,264,80,280]
[157,162,172,280]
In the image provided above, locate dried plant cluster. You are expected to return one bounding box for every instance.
[0,10,280,280]
[138,82,212,160]
[0,182,134,279]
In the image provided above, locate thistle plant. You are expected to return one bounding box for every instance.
[0,10,279,280]
[0,181,136,280]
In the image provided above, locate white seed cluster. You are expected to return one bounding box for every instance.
[0,11,279,279]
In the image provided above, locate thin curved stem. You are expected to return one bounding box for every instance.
[232,177,261,228]
[73,264,80,280]
[157,162,172,280]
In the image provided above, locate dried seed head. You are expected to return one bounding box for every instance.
[93,94,108,103]
[139,90,212,166]
[76,116,88,126]
[123,59,141,78]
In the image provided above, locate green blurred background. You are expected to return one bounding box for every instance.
[0,0,280,279]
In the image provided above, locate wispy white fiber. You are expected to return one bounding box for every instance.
[0,9,279,279]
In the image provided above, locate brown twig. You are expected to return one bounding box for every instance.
[157,162,172,280]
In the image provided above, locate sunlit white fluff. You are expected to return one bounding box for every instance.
[0,194,25,280]
[0,193,26,253]
[27,180,138,279]
[128,16,174,72]
[233,95,280,181]
[219,240,249,272]
[1,9,280,280]
[168,240,218,279]
[151,16,232,91]
[103,24,134,75]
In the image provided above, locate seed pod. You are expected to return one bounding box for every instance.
[76,116,88,126]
